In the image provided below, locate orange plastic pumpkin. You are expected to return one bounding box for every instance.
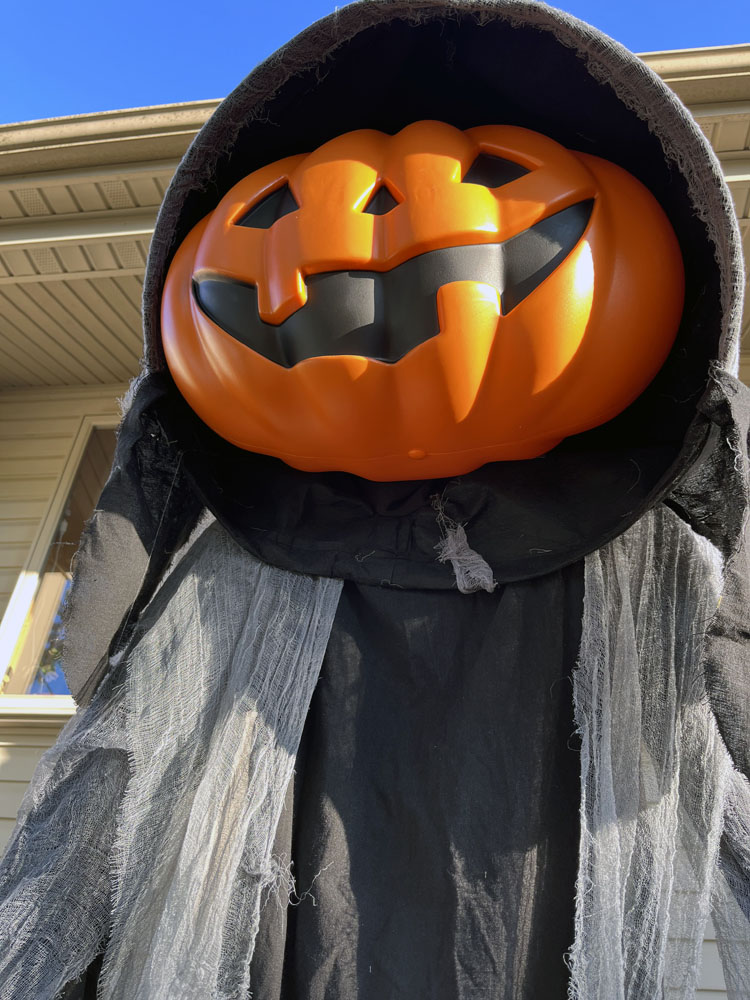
[161,121,684,481]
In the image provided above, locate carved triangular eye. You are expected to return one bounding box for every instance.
[462,153,529,188]
[502,200,593,313]
[363,185,399,216]
[236,183,299,229]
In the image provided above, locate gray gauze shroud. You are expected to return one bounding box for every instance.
[0,523,342,1000]
[571,505,750,1000]
[1,510,749,998]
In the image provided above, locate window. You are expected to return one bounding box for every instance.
[0,423,116,702]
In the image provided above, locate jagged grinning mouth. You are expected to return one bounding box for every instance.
[193,200,593,367]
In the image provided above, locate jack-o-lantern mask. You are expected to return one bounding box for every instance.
[162,121,684,481]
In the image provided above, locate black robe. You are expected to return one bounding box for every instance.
[250,567,583,999]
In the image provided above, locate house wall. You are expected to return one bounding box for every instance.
[0,384,125,620]
[0,717,72,848]
[0,384,124,856]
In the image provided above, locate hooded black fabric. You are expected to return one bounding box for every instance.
[65,1,745,686]
[14,2,750,999]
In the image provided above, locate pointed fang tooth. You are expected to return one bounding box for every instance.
[435,282,502,423]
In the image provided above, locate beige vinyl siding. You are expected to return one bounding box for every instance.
[698,931,728,995]
[0,719,66,852]
[0,384,125,620]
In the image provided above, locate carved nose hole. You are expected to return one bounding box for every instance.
[236,183,300,229]
[462,153,529,188]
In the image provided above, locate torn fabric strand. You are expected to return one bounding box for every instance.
[433,496,497,594]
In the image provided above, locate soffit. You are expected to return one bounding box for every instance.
[641,45,750,105]
[0,105,218,388]
[0,56,748,389]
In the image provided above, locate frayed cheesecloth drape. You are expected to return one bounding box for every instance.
[1,1,750,998]
[0,524,343,999]
[573,508,750,999]
[1,504,749,999]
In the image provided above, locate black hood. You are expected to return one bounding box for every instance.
[63,0,748,699]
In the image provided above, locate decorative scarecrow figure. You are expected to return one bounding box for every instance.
[0,3,748,999]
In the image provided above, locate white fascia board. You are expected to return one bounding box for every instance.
[0,695,76,721]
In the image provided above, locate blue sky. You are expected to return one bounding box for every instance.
[2,0,748,125]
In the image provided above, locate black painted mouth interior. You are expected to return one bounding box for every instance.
[193,199,593,367]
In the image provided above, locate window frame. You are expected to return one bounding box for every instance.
[0,412,119,718]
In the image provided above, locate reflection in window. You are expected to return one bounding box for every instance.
[2,428,116,696]
[27,579,71,694]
